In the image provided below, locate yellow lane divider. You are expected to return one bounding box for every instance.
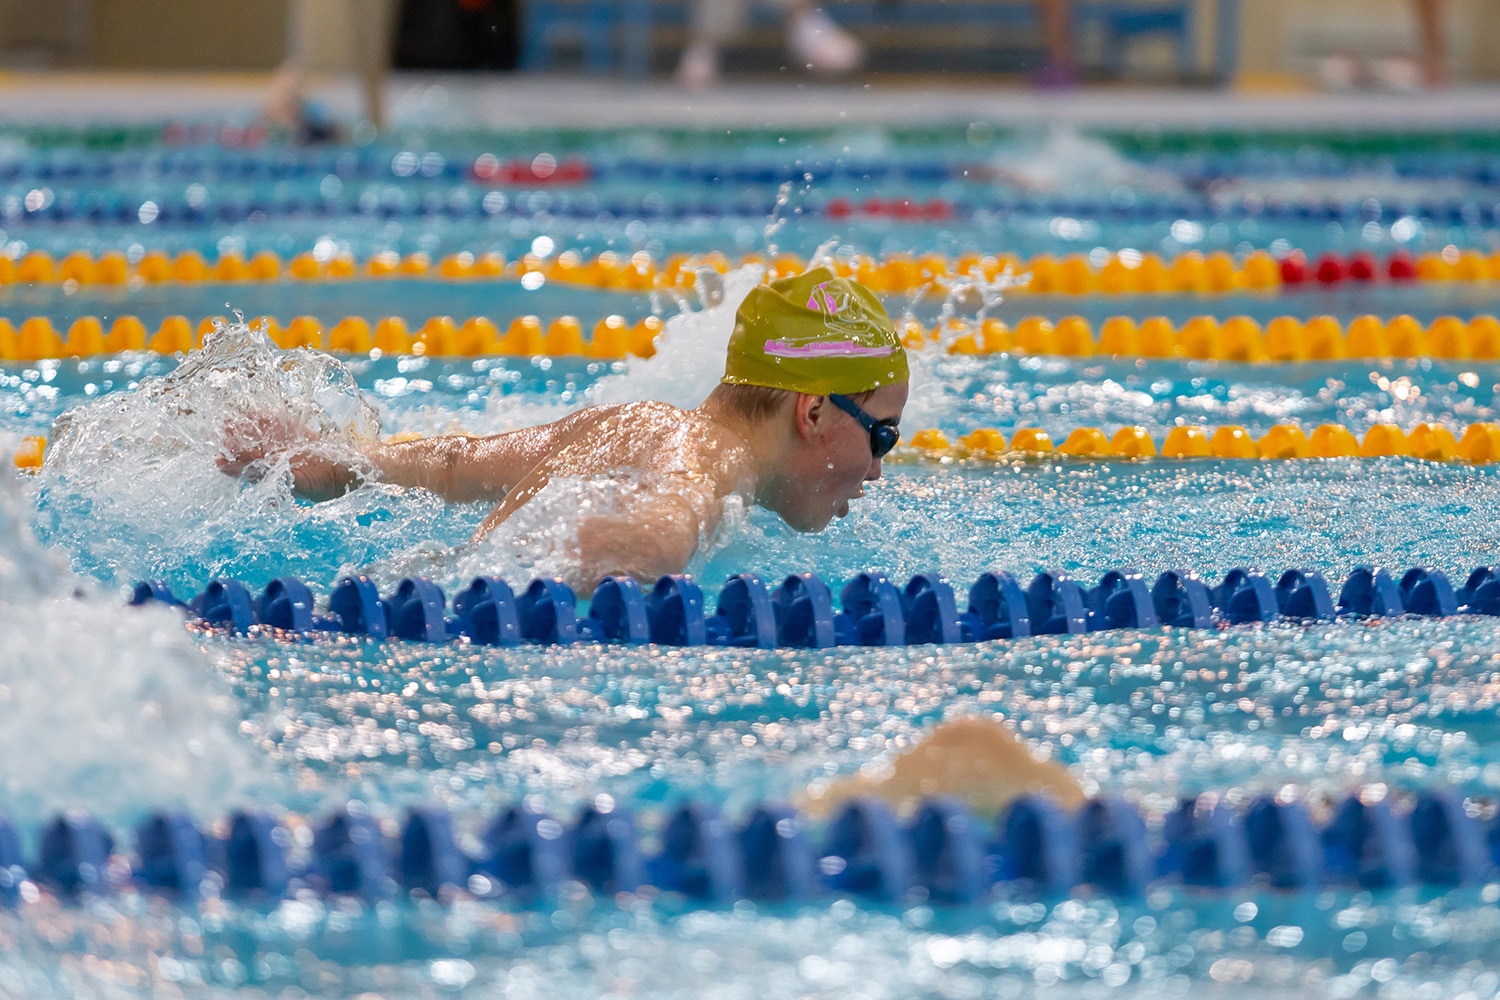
[4,247,1497,295]
[0,314,665,361]
[928,313,1500,361]
[899,422,1500,464]
[15,422,1500,472]
[4,311,1500,363]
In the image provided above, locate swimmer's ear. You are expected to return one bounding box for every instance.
[792,393,826,441]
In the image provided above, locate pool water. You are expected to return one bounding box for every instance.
[3,121,1500,998]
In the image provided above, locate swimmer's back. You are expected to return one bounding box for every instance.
[473,400,753,540]
[532,400,739,482]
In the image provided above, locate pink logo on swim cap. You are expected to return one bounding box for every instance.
[806,282,840,315]
[764,339,896,359]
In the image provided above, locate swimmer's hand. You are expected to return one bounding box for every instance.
[217,414,361,501]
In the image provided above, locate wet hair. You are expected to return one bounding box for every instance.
[709,382,877,422]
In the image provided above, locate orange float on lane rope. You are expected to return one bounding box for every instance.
[1161,425,1211,458]
[1110,426,1157,458]
[1210,425,1259,458]
[65,317,105,357]
[1009,428,1054,454]
[1303,316,1345,360]
[1258,425,1310,459]
[1309,424,1359,458]
[13,436,45,471]
[1359,424,1411,457]
[1097,317,1140,356]
[909,429,950,451]
[1058,427,1113,457]
[373,317,413,354]
[960,428,1007,456]
[1408,423,1458,462]
[1458,422,1500,463]
[106,316,147,352]
[630,316,663,359]
[500,315,544,355]
[327,317,374,353]
[543,316,586,356]
[1053,316,1095,356]
[587,316,630,360]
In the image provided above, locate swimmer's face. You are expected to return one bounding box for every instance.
[779,380,908,532]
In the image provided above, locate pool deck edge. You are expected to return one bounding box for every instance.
[2,71,1499,131]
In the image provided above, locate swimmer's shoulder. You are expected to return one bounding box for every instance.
[583,399,699,432]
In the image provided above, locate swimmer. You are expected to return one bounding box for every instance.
[219,267,908,591]
[803,714,1086,820]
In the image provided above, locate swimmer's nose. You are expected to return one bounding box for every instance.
[865,457,883,481]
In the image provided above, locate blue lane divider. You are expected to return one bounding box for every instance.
[11,182,1498,230]
[648,804,741,902]
[10,143,1500,190]
[132,563,1500,651]
[1243,797,1322,890]
[9,788,1496,907]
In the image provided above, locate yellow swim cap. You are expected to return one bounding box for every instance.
[721,266,908,395]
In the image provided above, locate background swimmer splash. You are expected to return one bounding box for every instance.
[217,266,909,592]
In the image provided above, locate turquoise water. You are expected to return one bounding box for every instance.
[4,124,1500,998]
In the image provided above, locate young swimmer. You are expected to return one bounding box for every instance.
[220,267,908,590]
[220,267,1085,813]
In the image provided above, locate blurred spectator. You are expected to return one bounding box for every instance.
[677,0,864,88]
[1321,0,1448,91]
[265,0,399,136]
[1413,0,1447,86]
[677,1,1078,89]
[1030,0,1077,87]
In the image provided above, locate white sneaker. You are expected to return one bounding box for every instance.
[1318,51,1365,92]
[1371,55,1427,93]
[676,39,721,89]
[788,8,864,76]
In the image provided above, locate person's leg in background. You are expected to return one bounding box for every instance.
[1412,0,1447,86]
[1031,0,1077,87]
[265,0,398,136]
[264,0,310,131]
[351,0,399,131]
[677,0,864,88]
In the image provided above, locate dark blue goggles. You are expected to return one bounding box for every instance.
[828,393,901,459]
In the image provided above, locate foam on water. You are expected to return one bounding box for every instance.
[0,474,270,825]
[33,320,473,590]
[991,126,1186,197]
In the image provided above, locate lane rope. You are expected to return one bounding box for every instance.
[4,779,1496,906]
[10,562,1484,905]
[5,311,1500,363]
[132,563,1500,649]
[2,247,1496,294]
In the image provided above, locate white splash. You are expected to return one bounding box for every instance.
[33,320,444,587]
[993,125,1185,196]
[0,474,269,824]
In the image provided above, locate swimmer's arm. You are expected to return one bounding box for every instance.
[572,491,709,592]
[365,424,568,503]
[222,409,601,503]
[366,408,617,502]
